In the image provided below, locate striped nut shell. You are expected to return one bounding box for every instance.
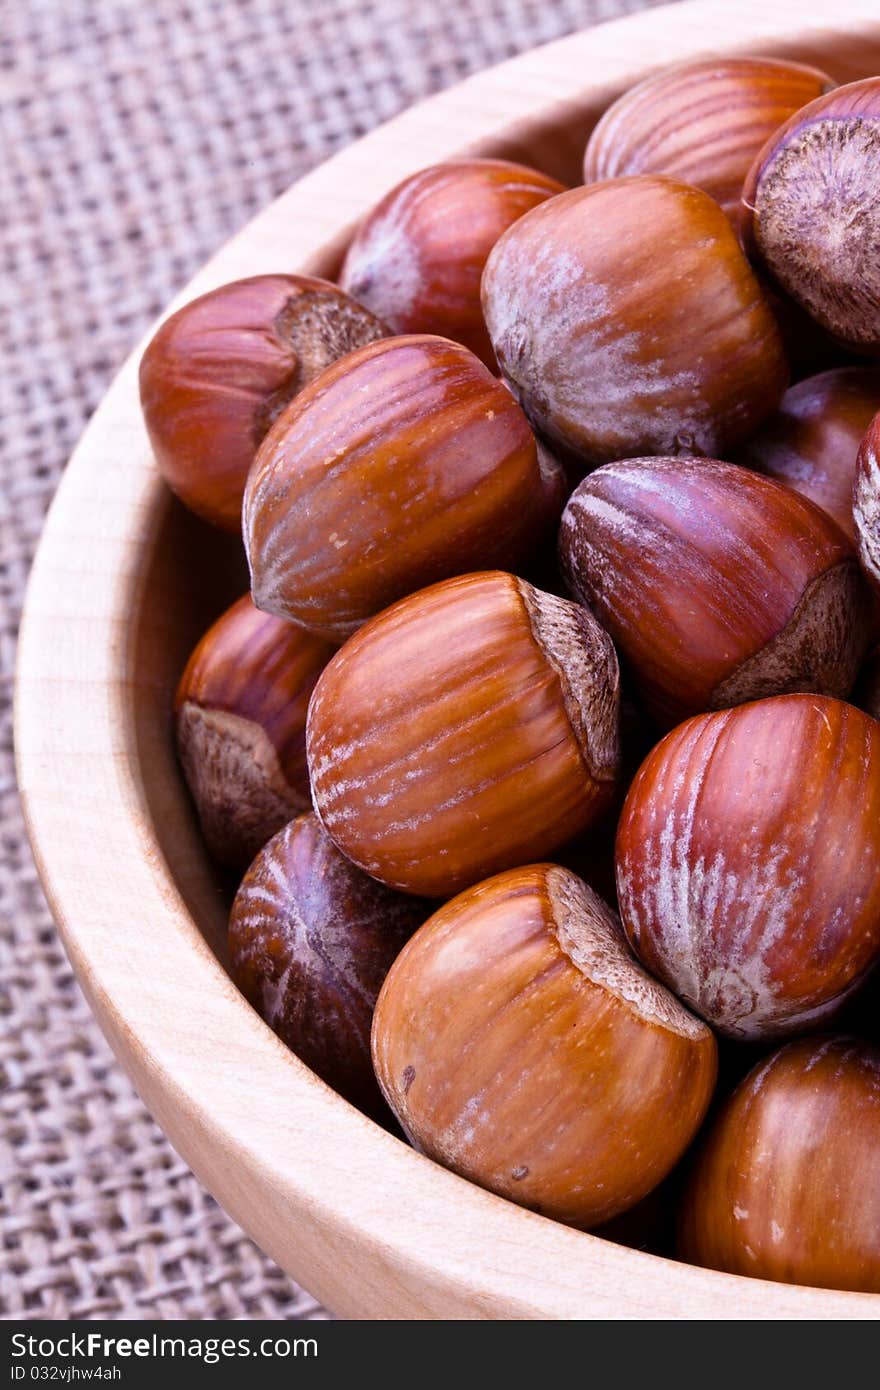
[229,813,427,1118]
[583,56,833,229]
[742,77,880,354]
[679,1036,880,1293]
[243,335,565,641]
[306,571,621,898]
[737,367,880,541]
[175,594,335,867]
[481,176,788,472]
[372,864,717,1228]
[559,456,872,728]
[853,410,880,593]
[615,694,880,1040]
[140,275,386,530]
[339,158,565,369]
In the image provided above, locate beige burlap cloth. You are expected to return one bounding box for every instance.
[1,0,666,1320]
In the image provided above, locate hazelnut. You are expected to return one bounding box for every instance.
[244,336,566,641]
[853,409,880,592]
[616,694,880,1039]
[559,456,872,727]
[306,571,621,897]
[371,864,717,1228]
[481,176,788,470]
[139,275,386,530]
[678,1036,880,1293]
[742,77,880,354]
[583,57,833,229]
[229,814,426,1118]
[737,367,880,541]
[339,158,564,369]
[175,594,335,867]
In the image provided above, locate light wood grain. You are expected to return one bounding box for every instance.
[16,0,880,1319]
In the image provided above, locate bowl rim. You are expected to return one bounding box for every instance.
[15,0,880,1319]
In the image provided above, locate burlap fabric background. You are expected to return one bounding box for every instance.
[2,0,669,1320]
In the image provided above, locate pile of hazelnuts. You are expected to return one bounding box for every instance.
[140,60,880,1295]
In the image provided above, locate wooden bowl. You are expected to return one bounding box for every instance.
[16,0,880,1319]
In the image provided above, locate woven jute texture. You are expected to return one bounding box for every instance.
[2,0,667,1321]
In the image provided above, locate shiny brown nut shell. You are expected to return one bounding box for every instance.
[229,814,426,1119]
[175,594,335,866]
[306,571,621,898]
[372,863,717,1228]
[244,335,565,640]
[481,176,788,470]
[678,1036,880,1293]
[742,78,880,354]
[139,274,386,530]
[583,57,833,227]
[737,367,880,541]
[559,456,871,728]
[616,694,880,1039]
[339,158,564,368]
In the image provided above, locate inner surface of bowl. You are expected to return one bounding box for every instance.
[19,0,880,1319]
